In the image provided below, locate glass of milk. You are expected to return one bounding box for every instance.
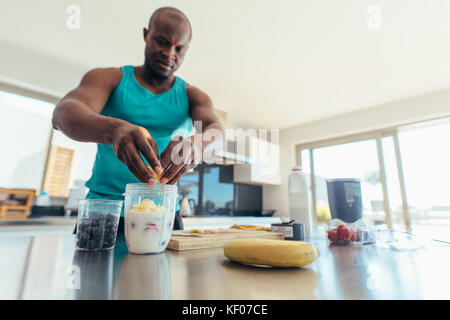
[124,184,178,254]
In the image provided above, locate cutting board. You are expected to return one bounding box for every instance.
[167,229,284,251]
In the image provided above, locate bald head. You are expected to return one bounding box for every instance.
[148,7,192,40]
[142,7,192,79]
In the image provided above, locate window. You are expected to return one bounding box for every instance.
[202,166,234,215]
[0,88,97,196]
[178,165,237,216]
[311,139,386,225]
[0,90,54,190]
[177,168,200,215]
[398,119,450,241]
[296,116,450,241]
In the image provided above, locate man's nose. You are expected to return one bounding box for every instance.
[162,46,177,61]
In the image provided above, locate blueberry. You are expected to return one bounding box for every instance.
[92,226,101,236]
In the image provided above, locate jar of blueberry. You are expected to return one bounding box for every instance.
[76,199,123,251]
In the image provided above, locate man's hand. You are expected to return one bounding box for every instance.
[112,123,163,183]
[157,84,224,185]
[158,134,202,185]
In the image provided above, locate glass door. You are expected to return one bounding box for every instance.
[397,119,450,241]
[310,139,386,225]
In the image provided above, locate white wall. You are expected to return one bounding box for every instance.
[0,40,86,96]
[263,87,450,217]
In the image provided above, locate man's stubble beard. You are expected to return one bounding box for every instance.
[144,62,172,80]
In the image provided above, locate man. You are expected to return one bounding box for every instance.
[53,7,224,231]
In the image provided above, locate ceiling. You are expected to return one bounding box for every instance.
[1,0,450,129]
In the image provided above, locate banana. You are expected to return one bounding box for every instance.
[147,166,161,183]
[230,224,271,231]
[224,238,319,267]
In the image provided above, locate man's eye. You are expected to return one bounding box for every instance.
[156,38,167,45]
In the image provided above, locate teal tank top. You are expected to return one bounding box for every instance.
[85,65,193,213]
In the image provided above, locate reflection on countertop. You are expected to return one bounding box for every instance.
[1,230,450,299]
[116,250,171,299]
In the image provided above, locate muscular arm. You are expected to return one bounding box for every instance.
[186,83,224,135]
[52,68,124,144]
[52,68,162,183]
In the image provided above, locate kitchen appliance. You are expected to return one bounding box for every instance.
[326,178,363,223]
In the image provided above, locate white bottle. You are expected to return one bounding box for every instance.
[288,166,312,233]
[36,189,51,206]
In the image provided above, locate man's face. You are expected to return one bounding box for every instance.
[143,16,191,79]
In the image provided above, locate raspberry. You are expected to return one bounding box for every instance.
[337,225,352,241]
[327,229,339,242]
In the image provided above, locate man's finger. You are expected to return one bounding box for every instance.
[123,150,149,183]
[149,139,159,160]
[128,164,150,183]
[159,160,185,184]
[127,142,154,183]
[160,136,184,170]
[167,163,196,185]
[136,132,162,175]
[116,144,148,182]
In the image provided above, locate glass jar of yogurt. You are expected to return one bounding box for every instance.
[124,183,178,254]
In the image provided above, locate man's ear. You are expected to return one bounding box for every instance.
[143,28,149,41]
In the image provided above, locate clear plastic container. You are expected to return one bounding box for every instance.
[76,199,123,251]
[124,183,178,254]
[326,218,376,246]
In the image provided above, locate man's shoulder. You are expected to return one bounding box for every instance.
[81,67,123,88]
[185,82,209,99]
[85,67,123,79]
[185,82,213,107]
